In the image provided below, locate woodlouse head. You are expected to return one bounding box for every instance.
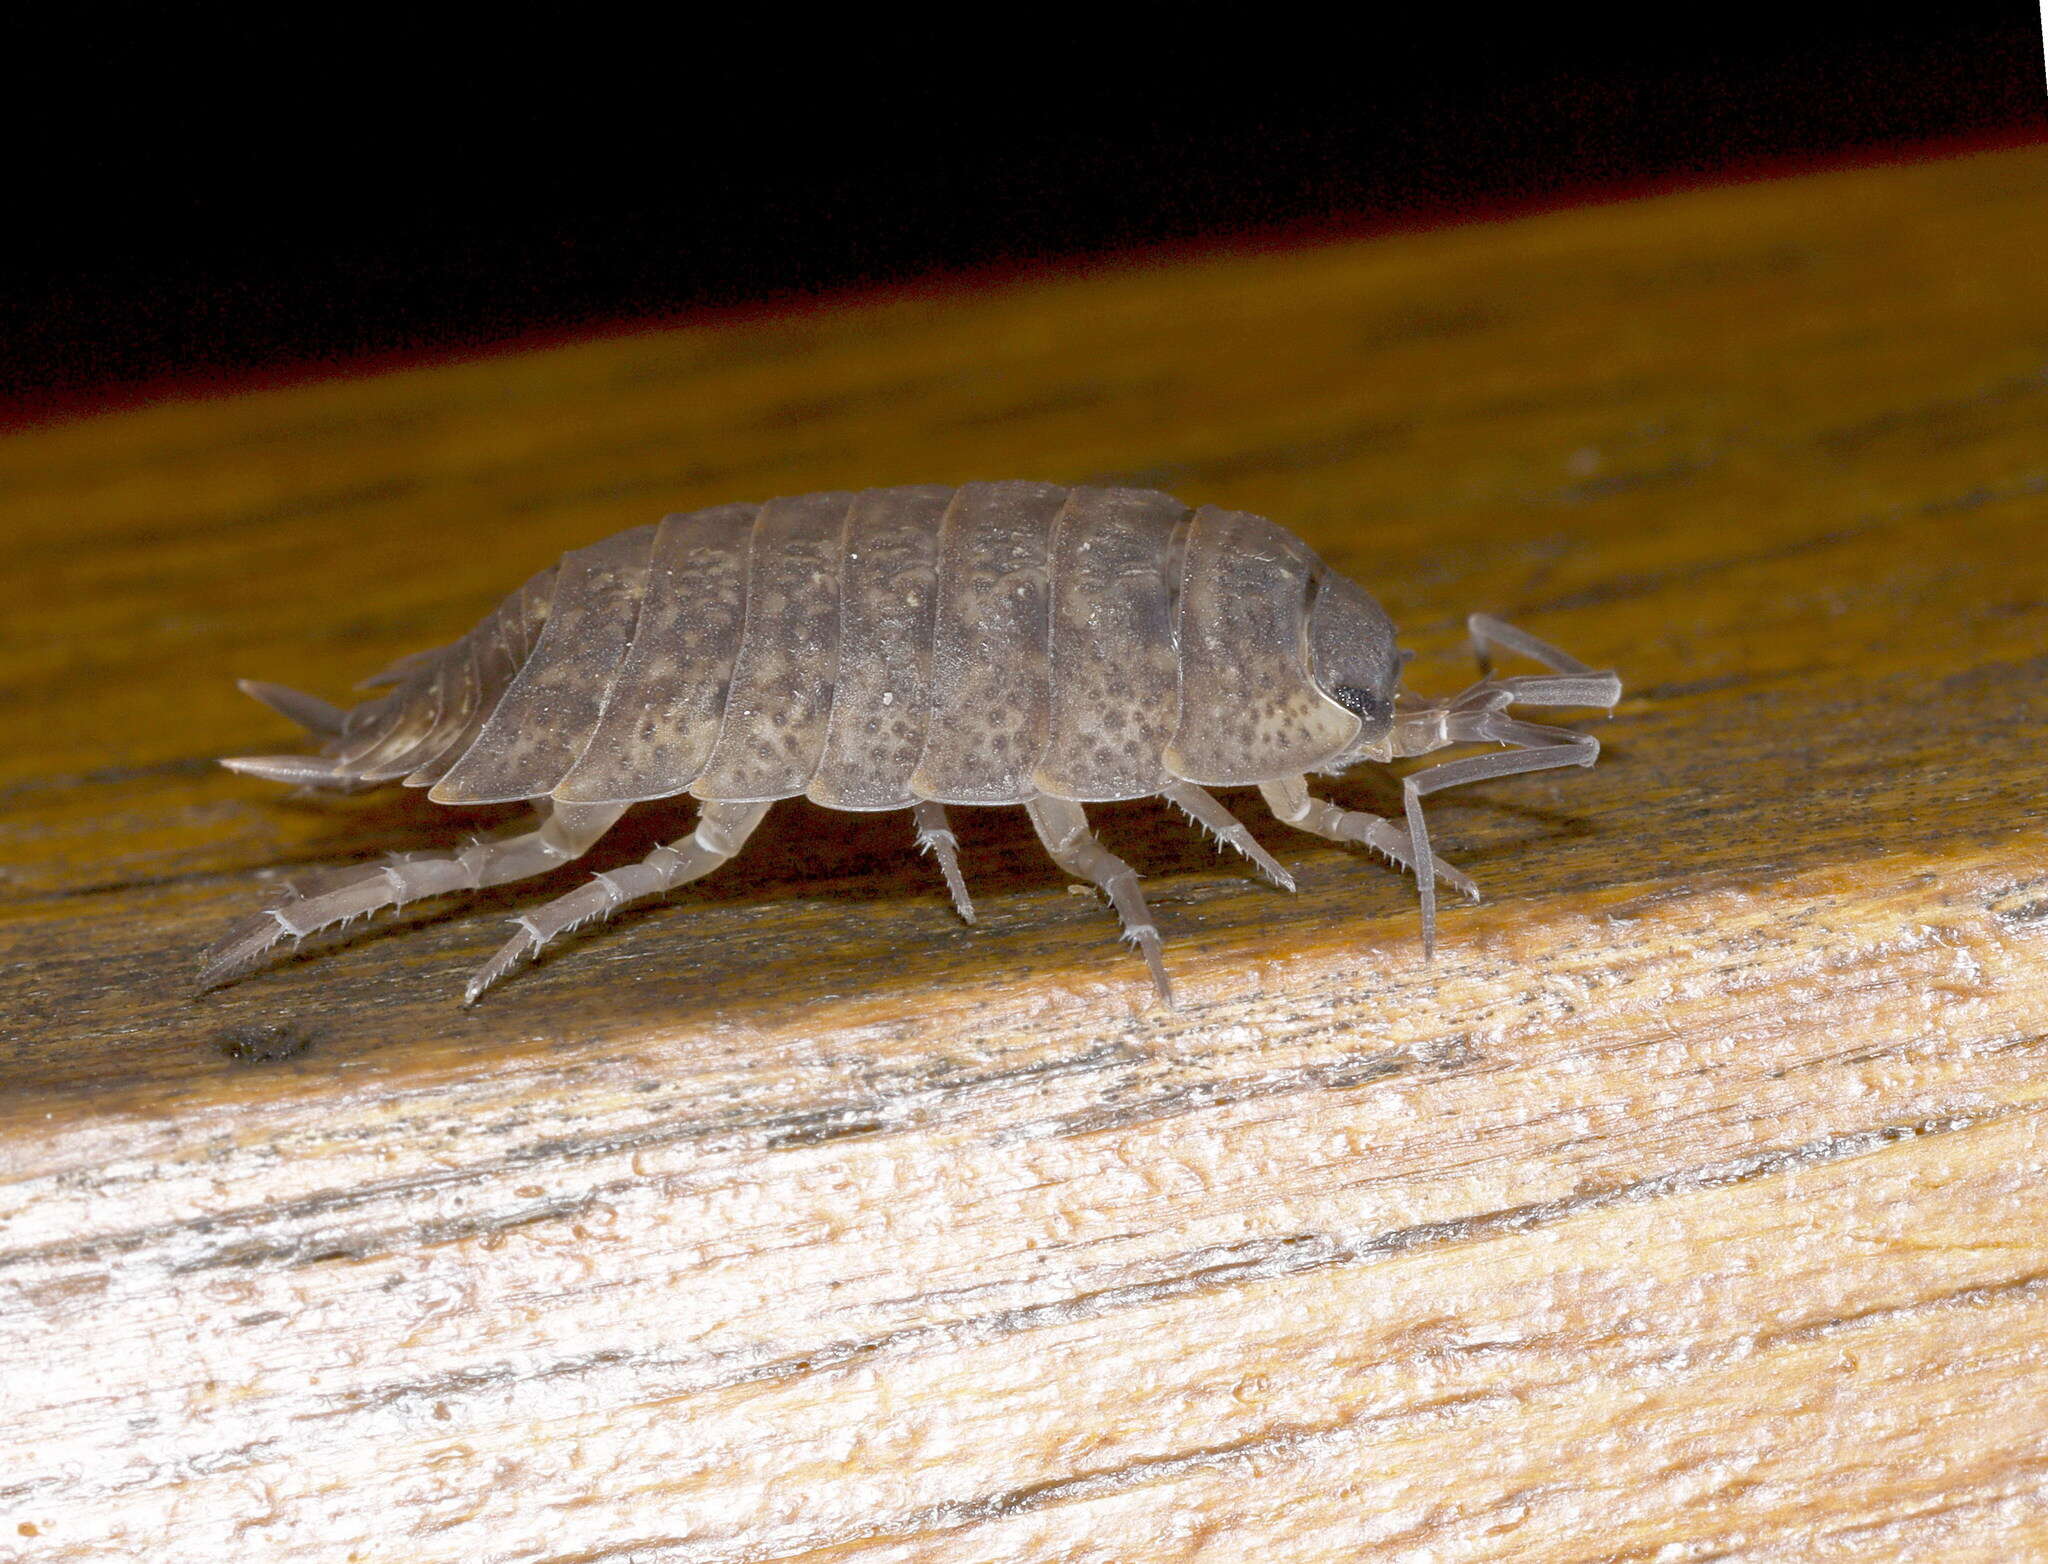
[1306,567,1403,765]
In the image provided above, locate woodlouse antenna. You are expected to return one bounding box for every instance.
[1391,615,1623,957]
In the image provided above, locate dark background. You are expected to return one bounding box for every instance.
[6,14,2045,427]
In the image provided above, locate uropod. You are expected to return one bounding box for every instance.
[199,483,1621,1006]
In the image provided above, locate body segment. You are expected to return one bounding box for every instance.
[203,483,1622,1005]
[911,481,1065,805]
[552,501,754,805]
[1164,506,1360,785]
[434,526,655,803]
[807,484,949,810]
[1036,486,1186,801]
[691,491,850,801]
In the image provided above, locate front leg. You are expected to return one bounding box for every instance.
[1259,775,1479,902]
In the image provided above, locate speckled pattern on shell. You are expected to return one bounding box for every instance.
[355,482,1365,808]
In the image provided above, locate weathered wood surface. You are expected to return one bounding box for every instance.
[5,144,2048,1561]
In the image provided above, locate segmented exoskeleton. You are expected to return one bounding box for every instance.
[200,482,1621,1005]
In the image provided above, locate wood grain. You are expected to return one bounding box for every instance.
[5,144,2048,1561]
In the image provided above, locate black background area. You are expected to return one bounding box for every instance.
[5,13,2044,423]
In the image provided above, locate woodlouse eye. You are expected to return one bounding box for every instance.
[1331,684,1392,726]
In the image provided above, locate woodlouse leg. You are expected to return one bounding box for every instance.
[463,800,771,1005]
[912,801,976,924]
[267,851,441,904]
[1259,773,1480,917]
[196,802,626,993]
[1160,782,1295,892]
[1025,796,1173,1006]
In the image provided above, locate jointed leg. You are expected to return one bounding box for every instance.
[1259,775,1479,901]
[913,800,976,924]
[1160,782,1295,892]
[463,800,770,1004]
[1026,795,1173,1005]
[198,801,626,991]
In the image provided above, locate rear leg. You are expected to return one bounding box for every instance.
[265,848,447,903]
[197,801,625,992]
[1025,795,1173,1006]
[464,800,770,1005]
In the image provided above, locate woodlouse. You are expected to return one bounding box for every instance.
[199,482,1621,1005]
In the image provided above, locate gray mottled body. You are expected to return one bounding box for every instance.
[204,483,1623,1006]
[404,483,1367,809]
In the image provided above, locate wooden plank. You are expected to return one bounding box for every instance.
[5,143,2048,1560]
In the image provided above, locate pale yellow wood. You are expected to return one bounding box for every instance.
[4,144,2048,1560]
